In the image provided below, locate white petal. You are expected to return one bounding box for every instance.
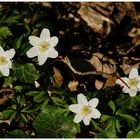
[7,60,12,68]
[129,68,139,79]
[47,48,58,58]
[38,54,48,65]
[122,87,130,93]
[49,36,58,48]
[88,98,99,108]
[29,36,41,46]
[91,108,101,119]
[83,114,91,125]
[116,77,129,87]
[0,65,10,76]
[77,94,88,105]
[69,104,82,113]
[40,28,50,40]
[26,47,38,58]
[137,81,140,90]
[5,48,15,59]
[74,113,83,123]
[129,90,137,97]
[0,46,4,54]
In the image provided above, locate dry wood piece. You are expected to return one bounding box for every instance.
[114,3,137,24]
[53,67,64,87]
[68,81,79,92]
[89,52,116,75]
[0,88,14,105]
[78,5,113,37]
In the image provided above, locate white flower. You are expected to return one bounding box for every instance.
[26,28,59,65]
[0,46,15,76]
[116,68,140,97]
[69,93,101,125]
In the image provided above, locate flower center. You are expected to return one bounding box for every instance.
[38,41,49,52]
[128,78,138,87]
[81,105,92,116]
[0,56,7,65]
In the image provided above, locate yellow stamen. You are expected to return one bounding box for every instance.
[0,56,7,65]
[81,105,92,116]
[38,41,49,52]
[128,78,138,87]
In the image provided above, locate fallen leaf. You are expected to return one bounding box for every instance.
[95,79,104,90]
[89,53,116,75]
[68,81,79,92]
[104,76,118,88]
[78,5,113,37]
[53,67,63,87]
[120,57,140,75]
[0,119,11,125]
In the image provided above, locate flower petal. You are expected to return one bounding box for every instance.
[0,46,4,54]
[74,113,83,123]
[47,48,58,58]
[7,60,12,68]
[129,68,139,79]
[40,28,50,40]
[0,65,10,76]
[69,104,82,113]
[122,86,130,93]
[83,114,91,125]
[5,48,15,59]
[137,81,140,90]
[38,53,48,65]
[88,98,99,108]
[29,36,41,47]
[91,108,101,119]
[116,77,129,87]
[49,36,58,48]
[26,47,38,58]
[129,90,137,97]
[77,94,88,105]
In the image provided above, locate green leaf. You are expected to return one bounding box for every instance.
[0,26,12,39]
[100,114,110,122]
[108,100,116,113]
[117,112,136,128]
[127,130,140,138]
[95,130,117,138]
[105,117,121,134]
[13,63,39,83]
[5,129,29,138]
[33,105,77,138]
[3,109,14,118]
[3,76,16,88]
[116,94,140,110]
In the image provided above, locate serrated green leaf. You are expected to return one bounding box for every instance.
[105,117,117,134]
[95,130,117,138]
[13,63,39,83]
[127,130,140,138]
[0,26,12,39]
[100,114,110,122]
[108,100,116,113]
[3,109,14,118]
[5,129,29,138]
[33,105,77,138]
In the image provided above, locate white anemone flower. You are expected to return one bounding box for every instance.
[26,28,59,65]
[69,93,101,125]
[116,68,140,97]
[0,46,15,76]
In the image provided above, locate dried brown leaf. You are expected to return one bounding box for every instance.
[53,67,63,87]
[78,5,113,37]
[104,76,118,88]
[68,81,79,92]
[95,79,104,90]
